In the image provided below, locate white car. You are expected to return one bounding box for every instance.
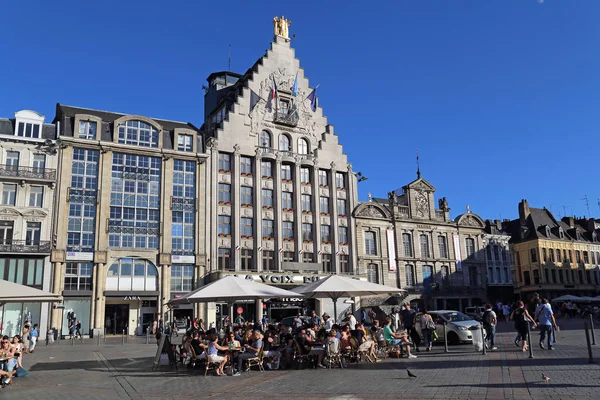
[415,310,482,345]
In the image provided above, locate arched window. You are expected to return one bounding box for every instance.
[364,231,376,255]
[297,138,309,155]
[405,265,415,286]
[423,265,433,288]
[402,233,412,257]
[259,131,271,148]
[117,120,159,148]
[106,258,158,291]
[367,263,379,284]
[279,134,290,152]
[465,238,475,257]
[420,234,430,258]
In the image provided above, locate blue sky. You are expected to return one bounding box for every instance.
[1,0,599,221]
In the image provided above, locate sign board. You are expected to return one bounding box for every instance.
[123,296,141,301]
[237,307,243,315]
[152,334,167,371]
[172,255,195,263]
[66,251,94,261]
[452,233,463,271]
[386,229,397,271]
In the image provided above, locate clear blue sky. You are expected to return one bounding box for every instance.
[2,0,599,221]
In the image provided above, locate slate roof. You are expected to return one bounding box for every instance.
[505,206,592,244]
[0,118,56,139]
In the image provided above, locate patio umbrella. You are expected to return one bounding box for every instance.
[0,280,62,306]
[169,275,303,325]
[551,295,583,303]
[291,275,404,322]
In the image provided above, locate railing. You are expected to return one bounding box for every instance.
[0,164,56,180]
[67,188,98,204]
[273,110,299,126]
[106,219,161,235]
[172,249,194,256]
[256,147,315,162]
[398,206,409,216]
[0,240,51,253]
[171,196,196,211]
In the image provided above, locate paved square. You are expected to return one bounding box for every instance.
[3,322,600,399]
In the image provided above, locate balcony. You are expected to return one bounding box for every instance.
[0,240,51,254]
[0,165,56,181]
[171,196,196,212]
[273,110,299,127]
[67,188,98,204]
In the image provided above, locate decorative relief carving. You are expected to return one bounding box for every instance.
[262,179,273,189]
[461,215,482,227]
[415,190,429,218]
[356,205,386,219]
[337,190,346,200]
[319,187,329,197]
[218,173,231,184]
[233,143,241,155]
[243,177,253,186]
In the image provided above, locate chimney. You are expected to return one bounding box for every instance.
[562,216,574,228]
[518,199,530,224]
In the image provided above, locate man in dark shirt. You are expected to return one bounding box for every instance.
[401,304,418,351]
[277,326,294,368]
[190,332,206,357]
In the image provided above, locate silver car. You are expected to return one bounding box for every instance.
[415,310,481,345]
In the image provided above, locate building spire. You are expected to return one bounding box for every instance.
[416,148,421,179]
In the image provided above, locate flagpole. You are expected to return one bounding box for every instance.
[287,84,320,118]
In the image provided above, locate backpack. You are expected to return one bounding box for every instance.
[482,311,494,327]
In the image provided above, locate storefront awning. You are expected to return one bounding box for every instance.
[0,280,62,306]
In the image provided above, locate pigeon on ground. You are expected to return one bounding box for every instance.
[407,369,417,378]
[542,373,550,383]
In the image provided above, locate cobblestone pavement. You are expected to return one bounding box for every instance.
[2,321,600,400]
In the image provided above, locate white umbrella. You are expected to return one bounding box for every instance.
[0,280,62,306]
[169,275,303,325]
[291,275,404,322]
[551,295,583,303]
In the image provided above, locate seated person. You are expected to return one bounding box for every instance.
[277,326,295,368]
[206,334,230,376]
[296,328,326,368]
[223,332,241,350]
[190,332,207,359]
[234,330,263,375]
[0,338,17,385]
[233,326,244,342]
[383,317,416,359]
[262,331,281,369]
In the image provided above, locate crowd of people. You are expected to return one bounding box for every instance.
[0,323,38,390]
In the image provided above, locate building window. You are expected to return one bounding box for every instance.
[68,148,98,252]
[283,251,295,262]
[241,217,253,237]
[171,265,194,292]
[218,216,231,236]
[584,251,589,264]
[64,262,93,291]
[298,138,309,155]
[282,192,293,210]
[592,252,597,265]
[339,255,350,273]
[423,265,433,288]
[318,170,328,187]
[542,248,547,262]
[279,134,290,152]
[262,189,273,208]
[6,151,19,170]
[218,248,232,271]
[218,153,231,172]
[281,165,292,181]
[0,221,14,244]
[117,120,159,147]
[320,225,331,243]
[301,194,312,213]
[405,265,415,286]
[240,156,252,175]
[300,167,311,184]
[319,196,329,214]
[365,231,376,255]
[558,270,564,284]
[367,263,379,283]
[17,122,41,138]
[108,153,161,249]
[420,234,430,258]
[533,269,540,284]
[0,257,44,288]
[567,250,572,262]
[337,199,347,216]
[283,222,294,240]
[441,266,449,282]
[240,186,253,206]
[338,226,348,244]
[32,154,45,175]
[465,238,475,258]
[556,249,562,263]
[529,248,538,263]
[576,250,581,263]
[549,248,555,262]
[263,250,276,271]
[322,254,333,273]
[78,121,97,140]
[240,249,254,271]
[177,134,193,152]
[335,172,345,189]
[28,186,43,207]
[25,222,41,244]
[403,233,413,257]
[106,258,158,291]
[218,183,231,203]
[260,131,271,148]
[1,184,16,206]
[438,236,447,258]
[302,223,313,241]
[172,160,195,255]
[262,219,274,238]
[551,269,557,284]
[261,161,273,178]
[303,252,314,263]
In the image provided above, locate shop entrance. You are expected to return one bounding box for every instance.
[105,304,129,335]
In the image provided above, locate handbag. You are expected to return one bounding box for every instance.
[423,315,436,330]
[16,366,28,377]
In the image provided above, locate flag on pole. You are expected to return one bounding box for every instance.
[335,251,341,256]
[235,245,241,251]
[278,247,284,253]
[306,86,318,112]
[258,247,263,253]
[298,249,304,255]
[291,72,298,96]
[271,76,278,101]
[249,89,260,112]
[318,249,324,255]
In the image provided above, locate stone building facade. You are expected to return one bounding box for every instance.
[354,173,492,311]
[200,32,360,323]
[50,105,207,337]
[0,110,57,339]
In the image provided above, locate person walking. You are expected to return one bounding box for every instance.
[29,324,39,353]
[75,320,82,339]
[482,304,497,350]
[419,308,435,351]
[511,301,536,352]
[535,298,558,350]
[502,304,511,323]
[401,304,417,351]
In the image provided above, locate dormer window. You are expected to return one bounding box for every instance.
[545,226,551,237]
[593,232,598,243]
[17,122,40,138]
[78,121,97,140]
[559,228,565,239]
[576,230,582,241]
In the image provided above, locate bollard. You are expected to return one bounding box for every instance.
[71,336,75,346]
[146,329,150,345]
[104,328,106,343]
[443,323,449,353]
[97,332,100,346]
[584,322,595,363]
[526,323,534,359]
[122,329,125,345]
[589,315,596,345]
[480,324,487,355]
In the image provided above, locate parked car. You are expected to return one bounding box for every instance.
[279,316,311,329]
[415,310,481,345]
[464,306,486,322]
